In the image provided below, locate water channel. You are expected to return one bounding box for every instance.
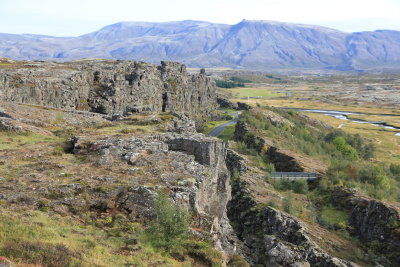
[290,108,400,137]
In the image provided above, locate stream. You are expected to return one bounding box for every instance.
[289,108,400,137]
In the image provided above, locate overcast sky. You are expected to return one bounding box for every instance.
[0,0,399,36]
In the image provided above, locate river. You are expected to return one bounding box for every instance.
[289,108,400,137]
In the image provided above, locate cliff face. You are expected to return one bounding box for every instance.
[226,174,354,266]
[332,187,400,263]
[71,129,238,256]
[0,59,216,120]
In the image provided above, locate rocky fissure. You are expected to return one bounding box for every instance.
[226,166,355,266]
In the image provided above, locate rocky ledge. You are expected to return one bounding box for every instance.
[332,186,400,263]
[71,130,239,257]
[0,60,216,121]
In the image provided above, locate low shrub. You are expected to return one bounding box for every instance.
[145,193,189,251]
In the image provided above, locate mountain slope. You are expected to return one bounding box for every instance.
[1,20,400,71]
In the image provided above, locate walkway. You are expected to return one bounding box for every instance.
[209,112,239,137]
[271,172,320,181]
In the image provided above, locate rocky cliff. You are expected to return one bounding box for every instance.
[0,59,216,121]
[226,170,354,266]
[71,129,238,257]
[332,187,400,263]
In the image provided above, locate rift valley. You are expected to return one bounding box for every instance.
[0,58,399,267]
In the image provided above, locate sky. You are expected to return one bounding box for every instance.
[0,0,399,36]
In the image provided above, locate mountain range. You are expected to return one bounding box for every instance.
[1,20,400,71]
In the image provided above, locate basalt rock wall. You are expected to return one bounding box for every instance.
[0,60,216,120]
[332,187,400,264]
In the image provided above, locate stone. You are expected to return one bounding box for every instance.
[217,97,239,110]
[71,130,240,259]
[227,166,354,266]
[331,186,400,262]
[0,60,217,122]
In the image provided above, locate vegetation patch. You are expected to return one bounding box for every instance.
[319,205,348,230]
[230,88,284,98]
[1,241,78,267]
[216,79,245,88]
[217,125,235,141]
[201,120,230,135]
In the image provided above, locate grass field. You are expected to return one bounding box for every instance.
[229,87,285,98]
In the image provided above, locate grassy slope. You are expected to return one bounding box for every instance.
[228,105,397,265]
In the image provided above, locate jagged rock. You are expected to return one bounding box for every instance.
[0,118,24,132]
[0,60,216,121]
[117,186,156,219]
[267,147,304,172]
[226,149,248,175]
[168,112,196,133]
[72,131,240,259]
[331,186,400,262]
[227,165,354,266]
[264,235,310,267]
[217,97,239,110]
[234,121,251,142]
[237,102,252,110]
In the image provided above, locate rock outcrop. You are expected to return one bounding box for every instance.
[227,175,354,266]
[0,60,216,121]
[71,131,238,257]
[332,187,400,263]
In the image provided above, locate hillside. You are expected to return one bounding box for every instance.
[1,20,400,71]
[1,59,400,266]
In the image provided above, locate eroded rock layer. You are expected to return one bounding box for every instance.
[0,60,216,120]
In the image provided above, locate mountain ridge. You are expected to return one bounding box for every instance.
[1,19,400,71]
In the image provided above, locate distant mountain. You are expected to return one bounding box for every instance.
[1,20,400,71]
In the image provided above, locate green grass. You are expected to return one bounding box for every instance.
[201,120,230,135]
[217,125,235,141]
[221,108,238,113]
[0,211,184,266]
[0,132,63,150]
[319,205,349,228]
[229,88,284,98]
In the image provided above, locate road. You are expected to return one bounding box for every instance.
[209,112,239,137]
